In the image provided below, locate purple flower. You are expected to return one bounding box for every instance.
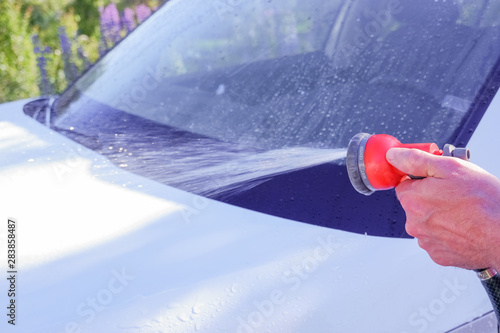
[121,7,136,34]
[100,3,121,46]
[135,4,152,24]
[32,35,54,96]
[32,34,41,54]
[58,26,79,84]
[58,27,72,56]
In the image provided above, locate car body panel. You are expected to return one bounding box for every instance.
[0,98,495,332]
[468,87,500,180]
[448,312,498,333]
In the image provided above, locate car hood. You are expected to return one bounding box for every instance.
[0,99,492,332]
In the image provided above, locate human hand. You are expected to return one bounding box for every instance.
[386,147,500,271]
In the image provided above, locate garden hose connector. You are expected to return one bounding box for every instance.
[476,268,499,281]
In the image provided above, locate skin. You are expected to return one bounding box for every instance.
[386,147,500,271]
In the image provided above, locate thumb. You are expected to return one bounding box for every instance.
[386,148,449,179]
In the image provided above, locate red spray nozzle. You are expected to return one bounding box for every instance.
[363,134,442,190]
[346,133,469,195]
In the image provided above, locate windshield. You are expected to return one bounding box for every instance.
[54,0,500,148]
[47,0,500,237]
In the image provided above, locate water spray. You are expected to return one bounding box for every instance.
[346,133,500,325]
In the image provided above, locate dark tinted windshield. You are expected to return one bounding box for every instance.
[55,0,500,147]
[46,0,500,237]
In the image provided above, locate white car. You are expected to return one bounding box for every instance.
[1,0,500,332]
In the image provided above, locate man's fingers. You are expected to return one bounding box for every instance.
[386,148,453,179]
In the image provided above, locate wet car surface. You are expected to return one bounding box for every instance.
[1,0,500,332]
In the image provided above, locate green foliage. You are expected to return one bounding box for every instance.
[0,0,40,102]
[0,0,161,104]
[19,0,87,96]
[71,0,100,37]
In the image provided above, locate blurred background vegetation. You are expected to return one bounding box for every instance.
[0,0,163,103]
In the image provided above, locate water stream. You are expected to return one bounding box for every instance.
[162,147,348,197]
[88,127,348,198]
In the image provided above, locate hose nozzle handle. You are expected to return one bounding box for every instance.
[346,133,472,196]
